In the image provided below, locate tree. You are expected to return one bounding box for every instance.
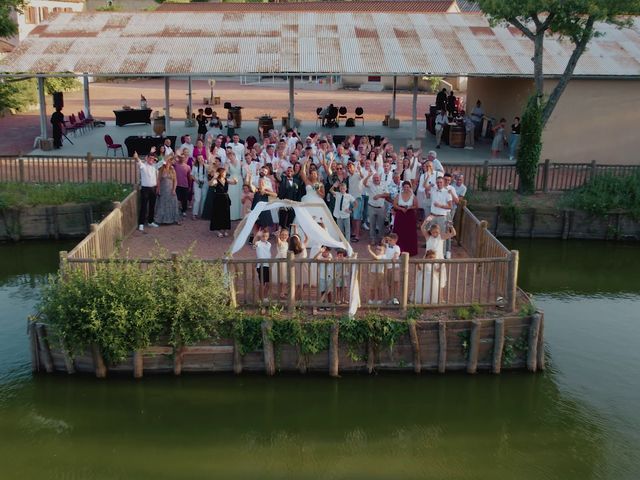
[477,0,640,127]
[517,96,544,193]
[0,0,24,39]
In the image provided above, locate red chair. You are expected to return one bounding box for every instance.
[104,134,124,156]
[65,114,82,136]
[78,110,94,129]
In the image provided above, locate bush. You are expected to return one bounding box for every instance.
[39,253,233,364]
[563,172,640,220]
[0,78,38,112]
[0,182,131,209]
[517,95,544,194]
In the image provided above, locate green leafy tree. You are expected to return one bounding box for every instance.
[0,0,24,39]
[477,0,640,127]
[517,95,544,193]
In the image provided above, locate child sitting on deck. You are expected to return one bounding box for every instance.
[366,244,386,305]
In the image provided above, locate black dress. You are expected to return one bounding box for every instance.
[50,110,64,148]
[196,115,208,136]
[210,181,231,231]
[252,191,273,228]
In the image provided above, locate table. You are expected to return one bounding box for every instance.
[124,136,176,157]
[114,109,152,126]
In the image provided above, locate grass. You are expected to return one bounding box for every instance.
[0,182,132,209]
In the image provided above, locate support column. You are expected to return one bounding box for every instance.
[187,76,193,119]
[164,76,171,135]
[391,75,397,119]
[37,76,47,140]
[411,75,418,141]
[83,73,91,117]
[288,76,295,127]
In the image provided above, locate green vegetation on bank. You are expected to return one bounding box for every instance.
[562,172,640,220]
[39,253,410,365]
[0,77,81,113]
[0,182,132,209]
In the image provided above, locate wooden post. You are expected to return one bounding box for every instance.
[28,322,40,372]
[492,318,505,374]
[437,321,446,373]
[476,220,488,258]
[408,320,421,374]
[527,313,542,372]
[91,344,107,378]
[59,250,68,271]
[590,159,597,182]
[506,250,519,312]
[18,157,25,183]
[455,199,466,246]
[482,160,489,188]
[90,223,100,258]
[467,320,480,374]
[262,320,276,376]
[328,321,339,377]
[536,313,545,371]
[296,345,308,374]
[366,339,375,374]
[35,324,54,373]
[228,264,238,309]
[493,206,501,235]
[542,159,550,193]
[133,351,144,379]
[233,339,243,375]
[86,152,93,182]
[399,252,410,312]
[173,346,184,375]
[529,208,536,239]
[287,251,296,314]
[61,340,76,374]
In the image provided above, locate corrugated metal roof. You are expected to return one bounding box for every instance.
[156,1,460,14]
[1,12,639,77]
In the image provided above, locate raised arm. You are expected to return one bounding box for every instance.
[441,225,457,241]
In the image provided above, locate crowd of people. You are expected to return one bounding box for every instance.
[135,127,468,306]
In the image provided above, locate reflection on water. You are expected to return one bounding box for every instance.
[0,239,639,479]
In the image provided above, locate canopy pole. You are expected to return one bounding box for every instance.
[164,76,170,135]
[391,75,397,119]
[37,76,47,140]
[288,76,295,128]
[187,76,193,119]
[411,75,418,141]
[83,73,91,117]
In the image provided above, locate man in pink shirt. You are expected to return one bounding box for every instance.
[173,155,192,217]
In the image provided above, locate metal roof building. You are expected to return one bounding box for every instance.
[1,8,639,77]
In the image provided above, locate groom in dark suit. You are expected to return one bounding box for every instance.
[278,166,300,229]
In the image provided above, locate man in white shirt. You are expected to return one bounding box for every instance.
[331,182,356,241]
[230,133,245,160]
[178,134,194,158]
[363,172,390,245]
[434,110,448,149]
[163,138,174,157]
[134,151,161,231]
[427,151,444,174]
[428,176,453,254]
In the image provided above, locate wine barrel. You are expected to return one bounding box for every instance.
[258,116,274,135]
[449,125,465,148]
[229,107,242,127]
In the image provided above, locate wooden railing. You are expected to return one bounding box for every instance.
[0,154,138,184]
[64,189,138,262]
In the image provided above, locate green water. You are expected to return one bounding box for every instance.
[0,239,639,479]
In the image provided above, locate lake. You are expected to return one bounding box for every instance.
[0,239,638,479]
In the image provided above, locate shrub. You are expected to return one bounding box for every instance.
[517,95,544,194]
[0,182,131,209]
[563,172,640,220]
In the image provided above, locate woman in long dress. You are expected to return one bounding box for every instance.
[491,118,507,158]
[393,181,419,256]
[413,249,441,304]
[190,154,208,219]
[289,227,309,299]
[226,151,243,221]
[210,167,237,237]
[154,157,181,225]
[419,220,457,301]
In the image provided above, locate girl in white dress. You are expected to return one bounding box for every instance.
[420,221,457,300]
[275,228,290,299]
[413,249,441,304]
[289,227,308,300]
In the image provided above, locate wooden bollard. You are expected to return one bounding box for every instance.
[91,344,107,378]
[492,319,505,374]
[328,322,339,377]
[35,324,54,373]
[527,313,542,372]
[295,345,307,374]
[536,313,545,371]
[262,321,276,376]
[408,320,421,374]
[366,339,375,374]
[61,340,76,374]
[28,322,40,372]
[133,351,144,379]
[233,340,243,375]
[467,320,480,374]
[173,346,184,376]
[437,321,447,374]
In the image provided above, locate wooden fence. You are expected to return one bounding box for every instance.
[0,154,138,184]
[64,189,138,262]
